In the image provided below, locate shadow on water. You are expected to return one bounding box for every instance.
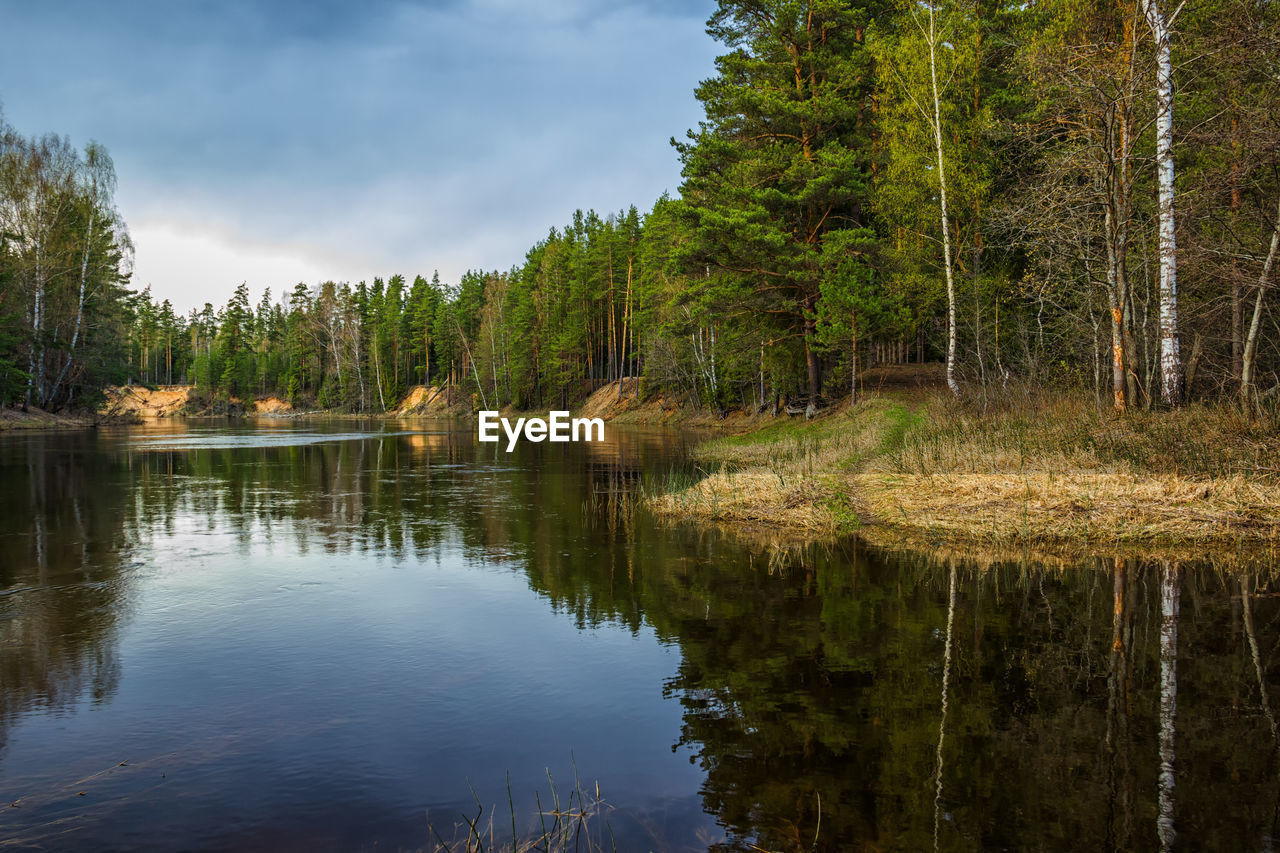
[1,418,1279,851]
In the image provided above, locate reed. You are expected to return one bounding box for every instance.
[429,767,615,853]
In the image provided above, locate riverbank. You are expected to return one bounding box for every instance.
[0,405,98,431]
[648,387,1280,548]
[91,379,764,426]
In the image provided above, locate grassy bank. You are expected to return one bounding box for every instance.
[648,386,1280,548]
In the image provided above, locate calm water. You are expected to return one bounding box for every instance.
[1,419,1278,852]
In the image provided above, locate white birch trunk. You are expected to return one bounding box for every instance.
[1143,0,1182,404]
[926,3,960,397]
[456,322,489,411]
[372,331,388,412]
[49,206,95,405]
[1157,561,1180,851]
[933,560,958,849]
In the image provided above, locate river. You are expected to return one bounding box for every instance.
[1,419,1277,851]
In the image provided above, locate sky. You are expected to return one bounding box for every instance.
[0,0,720,313]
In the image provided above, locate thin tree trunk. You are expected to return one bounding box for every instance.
[850,308,858,405]
[933,560,958,850]
[1231,115,1244,384]
[354,330,366,411]
[25,246,44,411]
[49,207,96,406]
[1157,561,1180,851]
[1241,196,1280,407]
[488,317,501,409]
[621,255,633,382]
[759,339,766,411]
[1143,0,1182,404]
[1106,559,1135,849]
[925,2,960,397]
[456,321,490,411]
[804,296,821,410]
[373,332,387,412]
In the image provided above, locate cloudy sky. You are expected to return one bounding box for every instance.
[0,0,720,312]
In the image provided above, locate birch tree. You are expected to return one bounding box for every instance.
[1157,561,1180,850]
[1010,0,1148,411]
[1141,0,1183,404]
[923,2,961,396]
[0,122,131,410]
[872,0,994,398]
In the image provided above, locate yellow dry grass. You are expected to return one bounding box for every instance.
[650,468,844,533]
[647,385,1280,549]
[648,397,898,532]
[853,470,1280,544]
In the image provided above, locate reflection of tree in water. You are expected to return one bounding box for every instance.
[509,504,1280,852]
[0,433,132,755]
[8,424,1280,850]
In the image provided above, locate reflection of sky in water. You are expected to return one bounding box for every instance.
[0,421,717,851]
[5,421,1280,851]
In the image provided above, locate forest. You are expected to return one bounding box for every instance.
[2,0,1278,417]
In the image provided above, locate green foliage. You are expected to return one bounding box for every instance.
[675,0,879,402]
[9,1,1278,414]
[0,118,134,410]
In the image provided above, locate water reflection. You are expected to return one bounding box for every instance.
[0,431,131,754]
[1,420,1279,851]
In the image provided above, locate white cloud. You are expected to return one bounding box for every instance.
[129,221,364,310]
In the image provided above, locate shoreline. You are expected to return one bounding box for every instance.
[16,378,1280,553]
[647,389,1280,551]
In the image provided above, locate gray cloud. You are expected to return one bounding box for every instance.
[0,0,719,310]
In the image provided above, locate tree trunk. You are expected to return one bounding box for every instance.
[1143,0,1182,404]
[1241,196,1280,407]
[850,308,858,405]
[933,560,958,849]
[926,3,960,397]
[1157,561,1180,851]
[1231,115,1244,384]
[49,207,96,407]
[804,310,821,408]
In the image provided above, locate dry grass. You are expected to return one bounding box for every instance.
[648,397,904,532]
[876,389,1280,480]
[648,382,1280,548]
[855,471,1280,545]
[650,467,846,533]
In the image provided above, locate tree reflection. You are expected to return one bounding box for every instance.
[0,433,131,754]
[3,423,1280,852]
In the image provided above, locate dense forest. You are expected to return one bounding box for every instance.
[2,0,1278,415]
